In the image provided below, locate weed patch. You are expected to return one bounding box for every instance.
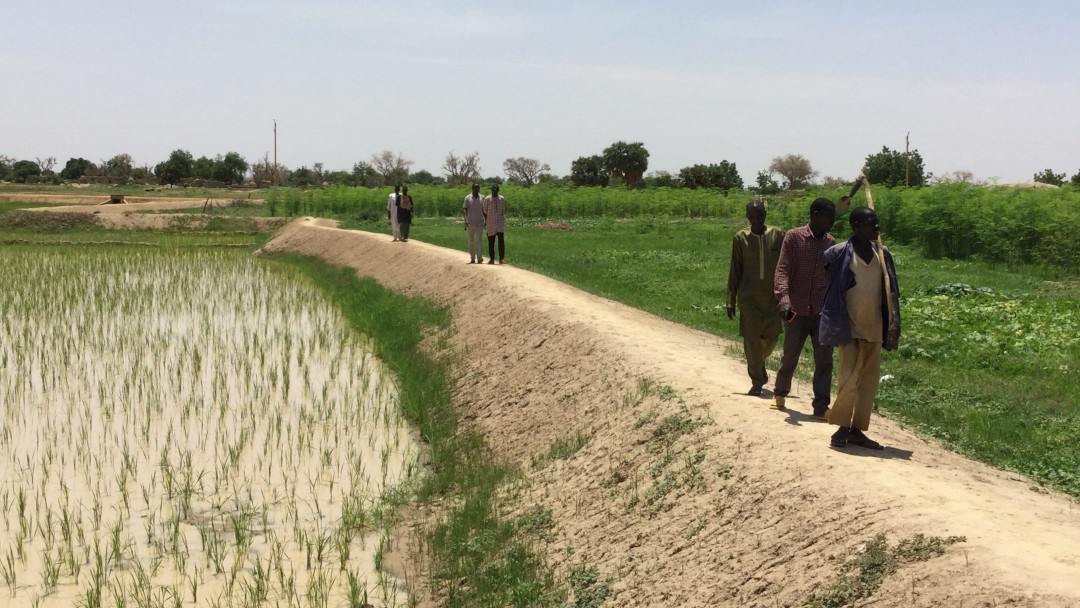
[806,533,965,608]
[532,431,590,469]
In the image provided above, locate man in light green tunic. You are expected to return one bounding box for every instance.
[726,200,786,395]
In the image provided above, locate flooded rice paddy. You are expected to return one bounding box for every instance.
[0,247,418,607]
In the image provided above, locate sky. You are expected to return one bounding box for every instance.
[3,0,1078,184]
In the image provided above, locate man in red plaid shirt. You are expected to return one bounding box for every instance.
[771,198,837,417]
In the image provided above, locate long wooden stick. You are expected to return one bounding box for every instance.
[860,176,896,328]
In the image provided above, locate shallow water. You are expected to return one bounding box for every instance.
[0,247,417,607]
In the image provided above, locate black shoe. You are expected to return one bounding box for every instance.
[847,428,884,450]
[748,386,763,396]
[488,259,495,264]
[830,427,850,449]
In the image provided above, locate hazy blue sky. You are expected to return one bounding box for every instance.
[3,0,1078,183]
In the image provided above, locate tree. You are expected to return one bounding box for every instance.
[602,141,649,188]
[351,161,381,187]
[750,171,780,195]
[1071,170,1080,187]
[768,154,817,190]
[570,155,609,187]
[60,157,97,180]
[1033,168,1065,186]
[503,157,551,187]
[35,157,57,174]
[442,151,481,186]
[11,160,41,183]
[678,161,743,192]
[193,156,215,180]
[408,169,444,185]
[643,170,678,188]
[862,146,927,187]
[212,152,248,184]
[372,150,413,186]
[287,166,317,187]
[537,172,567,186]
[250,153,286,185]
[104,154,135,180]
[155,149,195,185]
[0,155,13,181]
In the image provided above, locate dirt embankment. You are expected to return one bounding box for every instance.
[261,218,1080,608]
[7,196,281,231]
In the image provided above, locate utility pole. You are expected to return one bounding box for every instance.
[273,119,278,186]
[904,131,910,187]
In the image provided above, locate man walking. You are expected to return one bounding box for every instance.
[387,185,401,241]
[726,200,785,396]
[463,183,486,263]
[483,183,506,264]
[771,198,837,417]
[820,207,900,449]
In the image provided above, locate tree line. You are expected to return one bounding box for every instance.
[3,144,1078,191]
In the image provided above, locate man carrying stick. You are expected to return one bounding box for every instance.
[819,206,901,449]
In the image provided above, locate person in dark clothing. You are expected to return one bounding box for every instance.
[820,206,901,450]
[483,184,506,264]
[397,185,414,241]
[770,198,837,417]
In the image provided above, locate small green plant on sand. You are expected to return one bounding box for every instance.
[806,533,965,608]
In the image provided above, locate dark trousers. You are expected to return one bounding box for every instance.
[400,222,411,240]
[773,314,833,410]
[487,232,505,260]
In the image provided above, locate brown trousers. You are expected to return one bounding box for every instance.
[826,339,881,431]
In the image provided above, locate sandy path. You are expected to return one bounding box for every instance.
[261,218,1078,606]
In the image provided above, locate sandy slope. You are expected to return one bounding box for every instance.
[261,218,1077,606]
[16,197,282,230]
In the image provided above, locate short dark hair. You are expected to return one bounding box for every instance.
[809,197,836,217]
[746,200,766,214]
[849,206,878,228]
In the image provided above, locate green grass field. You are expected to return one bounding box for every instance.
[399,215,1080,497]
[3,198,1077,605]
[5,195,1078,497]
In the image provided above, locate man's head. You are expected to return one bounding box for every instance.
[471,183,480,196]
[402,185,409,194]
[394,185,401,194]
[746,200,766,232]
[809,197,836,234]
[849,206,880,241]
[491,184,500,195]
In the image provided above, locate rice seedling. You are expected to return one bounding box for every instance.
[0,245,419,606]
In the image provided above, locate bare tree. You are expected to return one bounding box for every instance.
[950,170,974,183]
[768,154,818,190]
[35,156,57,173]
[442,151,481,186]
[502,157,551,187]
[371,150,413,186]
[251,153,287,185]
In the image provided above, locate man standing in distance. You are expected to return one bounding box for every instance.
[771,198,837,417]
[483,183,506,264]
[387,185,401,241]
[397,185,414,242]
[726,200,785,396]
[463,183,486,263]
[820,207,900,449]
